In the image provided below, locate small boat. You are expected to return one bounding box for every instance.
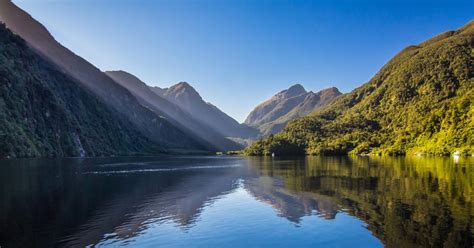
[272,152,275,157]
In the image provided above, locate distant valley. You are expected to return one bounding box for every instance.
[0,0,339,157]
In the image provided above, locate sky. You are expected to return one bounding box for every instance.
[13,0,474,122]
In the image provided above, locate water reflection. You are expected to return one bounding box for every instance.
[0,156,471,247]
[247,156,473,247]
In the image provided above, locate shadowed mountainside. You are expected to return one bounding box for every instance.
[105,70,243,151]
[0,0,211,154]
[150,82,259,139]
[0,24,202,157]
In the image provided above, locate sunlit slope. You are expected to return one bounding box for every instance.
[247,21,474,156]
[245,84,342,136]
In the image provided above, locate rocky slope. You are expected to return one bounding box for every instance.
[105,71,243,151]
[150,82,259,139]
[245,84,342,135]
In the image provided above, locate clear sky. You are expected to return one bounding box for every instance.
[13,0,474,122]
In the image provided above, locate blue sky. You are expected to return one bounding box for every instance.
[14,0,474,122]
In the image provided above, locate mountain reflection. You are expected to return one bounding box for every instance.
[0,157,245,247]
[243,166,340,222]
[244,156,472,247]
[0,156,471,247]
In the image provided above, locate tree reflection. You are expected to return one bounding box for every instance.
[245,156,472,247]
[0,156,471,247]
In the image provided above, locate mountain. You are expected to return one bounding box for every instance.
[246,21,474,156]
[0,24,207,158]
[0,0,212,153]
[245,84,342,135]
[150,82,259,139]
[105,71,243,151]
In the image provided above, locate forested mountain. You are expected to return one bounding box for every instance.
[0,24,206,158]
[150,82,259,139]
[246,21,474,156]
[105,71,243,151]
[0,0,211,153]
[245,84,342,135]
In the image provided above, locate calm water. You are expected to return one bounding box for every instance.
[0,156,472,247]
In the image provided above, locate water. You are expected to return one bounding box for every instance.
[0,156,472,247]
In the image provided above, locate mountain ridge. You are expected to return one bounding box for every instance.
[246,20,474,156]
[245,84,342,135]
[0,0,215,151]
[105,70,244,151]
[0,23,207,157]
[151,81,260,139]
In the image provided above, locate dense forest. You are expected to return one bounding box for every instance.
[246,21,474,156]
[0,24,206,158]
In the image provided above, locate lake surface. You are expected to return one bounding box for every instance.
[0,156,472,247]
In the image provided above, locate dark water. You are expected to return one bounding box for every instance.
[0,156,472,247]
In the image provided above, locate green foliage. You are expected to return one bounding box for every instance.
[0,24,165,158]
[246,21,474,156]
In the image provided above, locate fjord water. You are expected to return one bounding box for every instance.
[0,156,472,247]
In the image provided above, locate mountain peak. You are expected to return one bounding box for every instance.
[170,81,199,96]
[245,83,341,132]
[176,81,191,88]
[165,81,203,104]
[276,84,307,99]
[286,84,306,95]
[319,87,342,95]
[157,81,259,139]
